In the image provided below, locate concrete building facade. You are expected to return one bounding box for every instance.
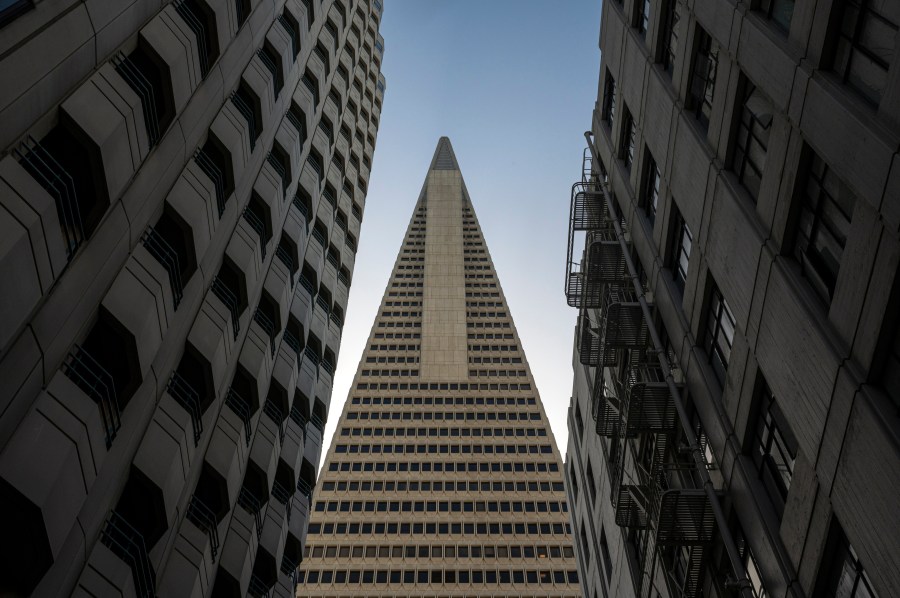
[0,0,385,595]
[295,138,581,597]
[564,1,900,598]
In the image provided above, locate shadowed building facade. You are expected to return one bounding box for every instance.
[296,138,582,597]
[563,0,900,598]
[0,0,385,595]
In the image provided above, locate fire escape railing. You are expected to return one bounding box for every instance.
[565,133,757,598]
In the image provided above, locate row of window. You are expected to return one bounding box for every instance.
[313,499,568,514]
[307,521,572,537]
[350,396,537,405]
[355,382,532,391]
[326,461,560,474]
[470,357,524,364]
[306,543,575,560]
[366,356,419,363]
[339,428,547,439]
[333,443,555,454]
[297,568,579,586]
[319,480,566,494]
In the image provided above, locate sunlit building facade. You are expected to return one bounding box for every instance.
[564,0,900,597]
[0,0,385,595]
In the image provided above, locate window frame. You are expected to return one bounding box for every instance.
[703,283,735,386]
[687,26,719,130]
[792,150,856,304]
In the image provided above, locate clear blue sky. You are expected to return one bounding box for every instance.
[323,0,603,460]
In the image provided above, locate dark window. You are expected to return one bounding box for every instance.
[113,41,175,147]
[143,206,197,307]
[278,11,300,59]
[599,527,613,583]
[257,42,284,97]
[243,194,272,259]
[234,0,250,25]
[642,150,660,226]
[174,0,219,78]
[286,102,307,144]
[307,149,324,185]
[793,151,856,303]
[816,519,879,598]
[621,107,636,171]
[687,26,718,130]
[212,256,248,339]
[831,0,898,106]
[759,0,794,32]
[602,71,617,129]
[16,119,108,259]
[0,0,32,27]
[194,133,234,217]
[230,81,262,151]
[732,77,773,201]
[704,283,735,386]
[302,71,320,106]
[267,142,291,195]
[301,0,314,29]
[748,377,798,517]
[637,0,650,36]
[660,0,680,74]
[669,203,692,293]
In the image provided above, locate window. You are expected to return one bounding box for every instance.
[687,26,719,130]
[670,203,692,292]
[704,283,735,386]
[575,402,585,440]
[231,81,262,150]
[748,378,798,517]
[602,71,617,129]
[878,310,900,412]
[831,0,898,106]
[660,0,680,74]
[759,0,794,32]
[637,0,650,35]
[0,0,32,27]
[816,519,880,597]
[257,42,283,97]
[732,78,773,201]
[174,0,219,78]
[621,107,636,171]
[793,151,856,303]
[642,150,660,225]
[599,528,612,583]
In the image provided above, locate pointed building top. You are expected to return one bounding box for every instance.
[429,136,460,171]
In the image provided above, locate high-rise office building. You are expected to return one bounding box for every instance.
[0,0,384,596]
[564,1,899,598]
[295,138,581,596]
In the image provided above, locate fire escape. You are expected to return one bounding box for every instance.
[566,147,728,598]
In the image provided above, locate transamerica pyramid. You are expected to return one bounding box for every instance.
[295,138,581,596]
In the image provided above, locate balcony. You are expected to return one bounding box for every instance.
[61,344,120,448]
[99,511,156,597]
[622,364,679,436]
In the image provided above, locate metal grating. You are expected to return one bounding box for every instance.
[602,286,649,348]
[615,484,649,529]
[624,365,679,434]
[579,311,618,367]
[586,229,628,286]
[655,489,717,546]
[570,183,609,231]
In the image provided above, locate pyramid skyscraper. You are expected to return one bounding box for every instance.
[295,138,581,595]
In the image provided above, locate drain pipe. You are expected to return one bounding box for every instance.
[582,131,755,598]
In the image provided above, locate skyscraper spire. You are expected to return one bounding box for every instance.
[296,139,580,594]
